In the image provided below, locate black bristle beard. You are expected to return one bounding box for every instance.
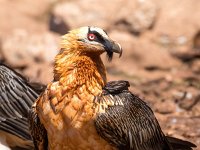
[107,51,113,61]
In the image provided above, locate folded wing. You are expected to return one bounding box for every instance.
[95,80,196,150]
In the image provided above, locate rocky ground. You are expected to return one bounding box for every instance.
[0,0,200,149]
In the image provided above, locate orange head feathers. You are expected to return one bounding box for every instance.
[54,26,122,86]
[60,26,122,59]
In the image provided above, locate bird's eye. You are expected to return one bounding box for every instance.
[88,33,96,41]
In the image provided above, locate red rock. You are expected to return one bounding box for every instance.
[51,0,158,33]
[1,29,59,67]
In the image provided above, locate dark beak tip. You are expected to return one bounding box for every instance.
[119,51,122,57]
[116,43,123,58]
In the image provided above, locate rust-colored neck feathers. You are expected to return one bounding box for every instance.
[54,31,107,94]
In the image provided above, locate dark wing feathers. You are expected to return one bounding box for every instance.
[95,80,170,150]
[0,118,30,140]
[0,64,45,142]
[166,136,196,150]
[28,106,48,150]
[95,80,196,150]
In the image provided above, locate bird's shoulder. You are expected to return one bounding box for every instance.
[101,80,153,114]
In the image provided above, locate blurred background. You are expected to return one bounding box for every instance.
[0,0,200,148]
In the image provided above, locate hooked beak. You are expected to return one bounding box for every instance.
[103,39,123,60]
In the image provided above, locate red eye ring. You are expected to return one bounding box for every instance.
[88,33,96,41]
